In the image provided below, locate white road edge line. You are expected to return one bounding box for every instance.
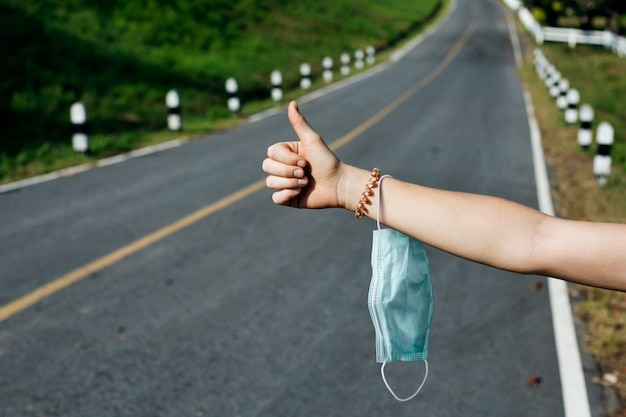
[505,11,523,68]
[505,5,591,416]
[525,92,592,417]
[505,8,591,416]
[0,138,189,194]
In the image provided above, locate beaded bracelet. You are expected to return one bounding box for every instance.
[355,167,381,219]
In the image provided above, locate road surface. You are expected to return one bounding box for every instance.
[0,0,605,416]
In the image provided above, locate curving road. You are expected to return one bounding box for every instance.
[0,0,605,416]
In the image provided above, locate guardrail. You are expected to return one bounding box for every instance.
[503,1,626,58]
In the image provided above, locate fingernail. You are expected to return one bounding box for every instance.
[296,160,306,168]
[294,169,304,178]
[298,178,308,186]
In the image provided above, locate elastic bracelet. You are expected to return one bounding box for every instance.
[355,167,381,219]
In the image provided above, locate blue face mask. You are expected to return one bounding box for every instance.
[367,175,434,401]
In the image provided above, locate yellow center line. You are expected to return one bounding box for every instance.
[0,24,475,324]
[330,24,475,151]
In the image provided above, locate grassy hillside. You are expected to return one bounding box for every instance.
[0,0,442,182]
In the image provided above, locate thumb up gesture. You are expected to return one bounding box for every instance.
[263,101,348,209]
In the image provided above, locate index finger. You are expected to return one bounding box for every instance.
[267,142,306,167]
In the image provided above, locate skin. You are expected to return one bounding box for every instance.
[262,101,626,292]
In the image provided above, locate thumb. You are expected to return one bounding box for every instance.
[288,101,324,147]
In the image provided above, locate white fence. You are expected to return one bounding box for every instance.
[503,1,626,58]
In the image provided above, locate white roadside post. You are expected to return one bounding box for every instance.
[300,63,311,90]
[340,53,351,76]
[568,29,577,49]
[166,89,182,131]
[535,27,545,45]
[541,62,551,83]
[322,57,333,83]
[540,62,552,81]
[564,89,579,125]
[534,49,547,79]
[548,72,561,98]
[556,79,570,110]
[593,122,614,186]
[271,70,283,103]
[70,102,89,154]
[354,49,364,70]
[533,49,540,75]
[226,77,240,113]
[577,104,594,149]
[366,45,376,65]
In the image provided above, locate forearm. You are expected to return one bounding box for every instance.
[338,165,626,291]
[340,166,544,270]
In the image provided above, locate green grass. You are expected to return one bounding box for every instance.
[0,0,443,184]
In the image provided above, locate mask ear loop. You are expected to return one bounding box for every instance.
[376,175,393,231]
[381,360,429,402]
[377,174,429,401]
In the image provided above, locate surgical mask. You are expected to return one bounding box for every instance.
[367,175,434,401]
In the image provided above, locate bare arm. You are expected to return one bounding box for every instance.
[340,166,626,291]
[263,101,626,292]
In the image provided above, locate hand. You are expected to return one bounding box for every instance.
[263,101,345,209]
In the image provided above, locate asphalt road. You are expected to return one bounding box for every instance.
[0,0,605,416]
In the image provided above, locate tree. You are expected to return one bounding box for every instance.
[522,0,624,32]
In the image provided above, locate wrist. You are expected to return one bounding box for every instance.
[337,165,374,212]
